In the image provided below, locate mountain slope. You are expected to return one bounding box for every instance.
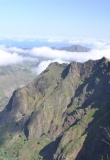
[0,62,36,111]
[0,57,110,160]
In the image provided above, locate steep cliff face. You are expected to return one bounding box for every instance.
[0,57,110,160]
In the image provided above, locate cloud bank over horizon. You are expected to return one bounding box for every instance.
[0,40,110,74]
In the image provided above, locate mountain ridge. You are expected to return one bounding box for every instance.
[52,44,90,52]
[0,57,110,159]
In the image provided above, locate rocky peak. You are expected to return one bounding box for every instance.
[0,57,110,160]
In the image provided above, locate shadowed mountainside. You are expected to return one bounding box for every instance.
[0,57,110,159]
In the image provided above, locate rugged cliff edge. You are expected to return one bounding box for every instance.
[0,57,110,160]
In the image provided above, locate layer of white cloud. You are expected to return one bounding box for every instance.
[30,45,110,62]
[31,47,73,60]
[0,48,37,66]
[0,39,110,74]
[0,49,23,65]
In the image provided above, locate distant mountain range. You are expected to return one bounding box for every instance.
[52,44,90,52]
[0,57,110,159]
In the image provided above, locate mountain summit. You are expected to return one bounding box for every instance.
[0,57,110,160]
[52,44,90,52]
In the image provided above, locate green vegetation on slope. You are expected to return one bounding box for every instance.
[0,57,110,160]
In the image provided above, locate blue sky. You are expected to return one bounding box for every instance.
[0,0,110,40]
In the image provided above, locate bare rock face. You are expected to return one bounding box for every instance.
[0,57,110,160]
